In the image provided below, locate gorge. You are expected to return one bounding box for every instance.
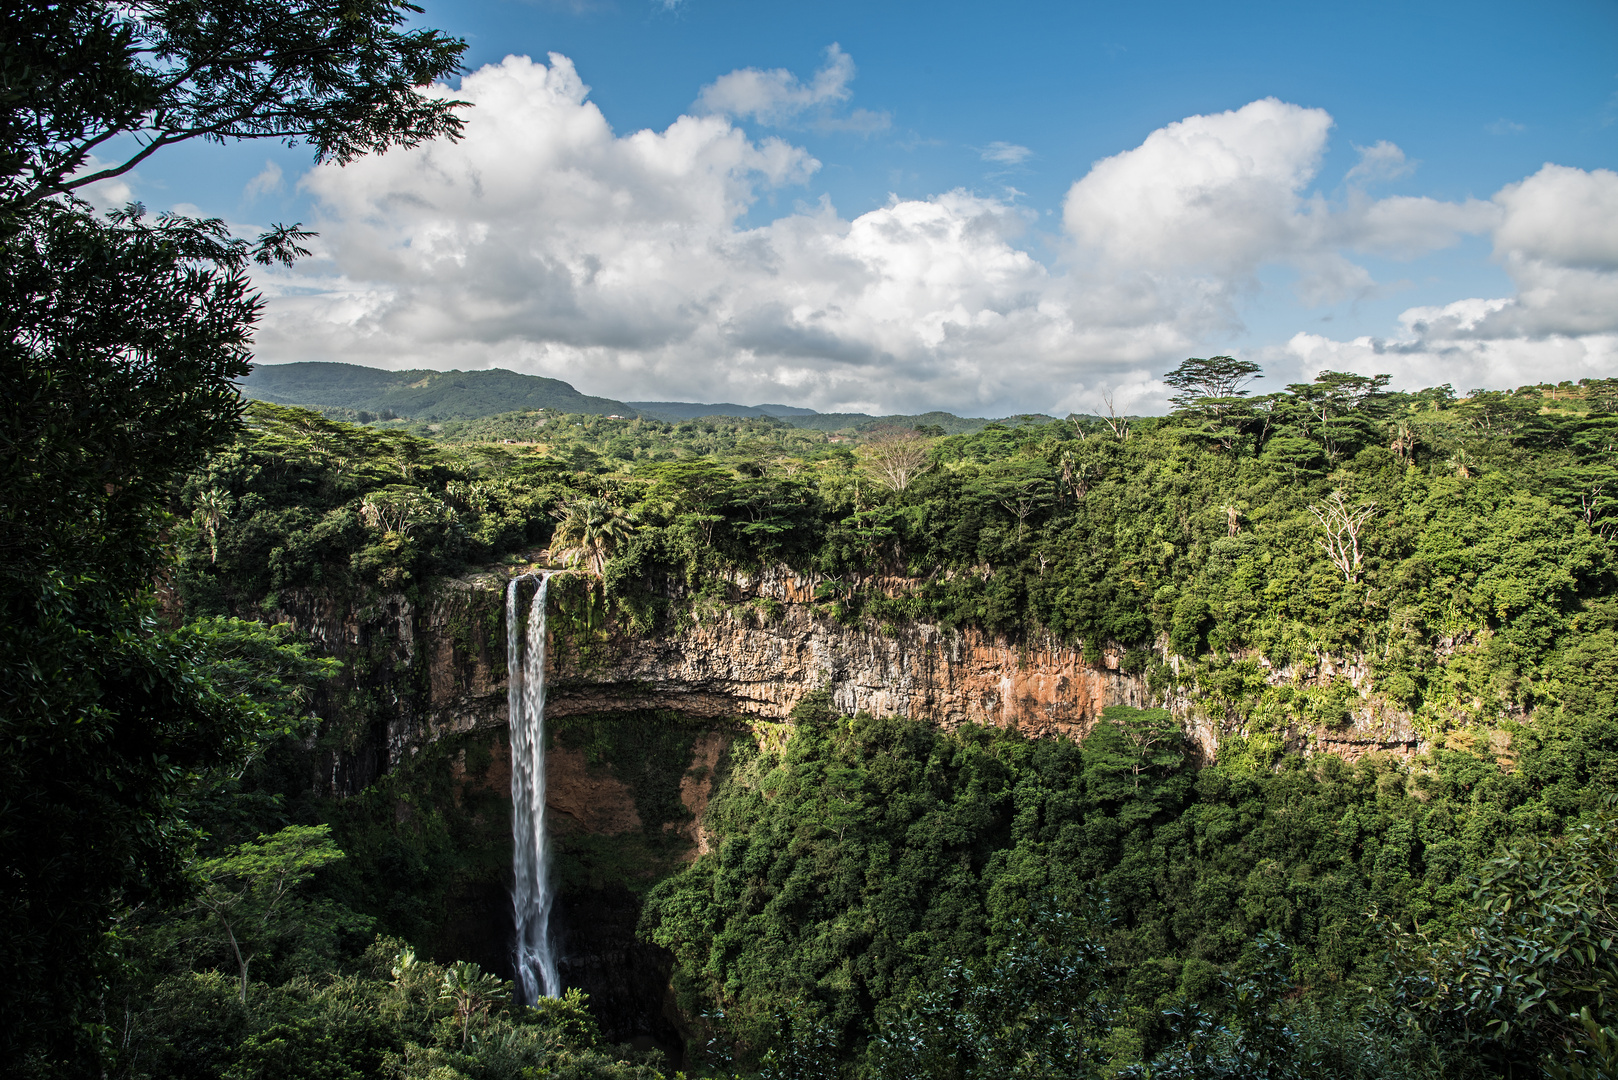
[281,564,1424,796]
[123,383,1618,1076]
[13,4,1615,1072]
[254,558,1428,1052]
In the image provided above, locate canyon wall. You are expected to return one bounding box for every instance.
[546,567,1155,739]
[271,563,1421,792]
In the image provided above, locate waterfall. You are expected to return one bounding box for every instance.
[508,573,560,1003]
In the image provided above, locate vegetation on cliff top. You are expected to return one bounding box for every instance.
[7,365,1610,1079]
[8,0,1616,1074]
[178,373,1618,744]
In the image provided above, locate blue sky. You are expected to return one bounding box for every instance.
[107,0,1618,414]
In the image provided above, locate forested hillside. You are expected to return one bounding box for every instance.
[237,361,634,420]
[644,691,1618,1078]
[9,0,1605,1075]
[127,367,1618,1077]
[183,370,1617,742]
[236,359,1058,433]
[16,266,1618,1076]
[14,3,1612,1077]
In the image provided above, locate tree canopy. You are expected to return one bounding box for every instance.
[64,366,1618,1078]
[1163,355,1265,407]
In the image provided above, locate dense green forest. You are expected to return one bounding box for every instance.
[642,692,1618,1078]
[119,368,1618,1077]
[183,372,1617,745]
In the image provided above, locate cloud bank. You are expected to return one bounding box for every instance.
[1280,164,1618,389]
[254,54,1615,414]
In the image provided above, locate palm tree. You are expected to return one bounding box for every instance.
[549,498,635,577]
[194,488,232,563]
[439,961,509,1048]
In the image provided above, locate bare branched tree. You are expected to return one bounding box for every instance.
[860,427,934,492]
[994,479,1050,541]
[1100,391,1131,441]
[1583,482,1607,528]
[1309,490,1376,583]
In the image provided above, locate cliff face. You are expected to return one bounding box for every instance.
[268,567,1156,799]
[266,569,1141,790]
[547,570,1154,739]
[269,564,1421,793]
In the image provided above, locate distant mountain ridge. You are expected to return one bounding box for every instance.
[237,361,1056,432]
[237,362,628,420]
[627,401,818,421]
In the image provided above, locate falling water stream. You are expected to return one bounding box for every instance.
[508,573,560,1003]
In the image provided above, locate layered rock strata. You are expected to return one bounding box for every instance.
[269,564,1420,791]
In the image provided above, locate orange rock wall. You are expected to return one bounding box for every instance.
[541,566,1153,740]
[269,566,1421,795]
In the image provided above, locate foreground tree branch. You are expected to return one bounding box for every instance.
[0,3,466,1067]
[0,0,469,214]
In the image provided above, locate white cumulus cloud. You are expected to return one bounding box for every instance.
[252,62,1615,415]
[1495,163,1618,271]
[694,44,888,132]
[244,161,284,200]
[258,54,1100,414]
[1063,98,1336,274]
[1057,98,1496,320]
[1277,164,1618,387]
[1344,140,1412,185]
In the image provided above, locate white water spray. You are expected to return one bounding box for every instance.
[508,573,560,1002]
